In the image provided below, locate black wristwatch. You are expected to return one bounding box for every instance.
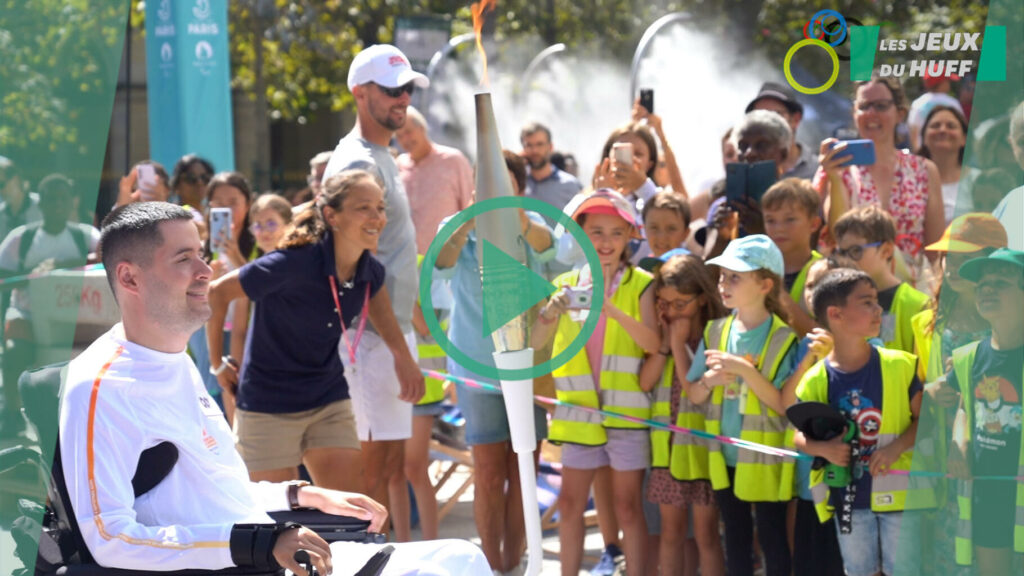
[286,480,311,510]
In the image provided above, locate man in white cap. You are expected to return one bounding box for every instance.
[321,45,427,519]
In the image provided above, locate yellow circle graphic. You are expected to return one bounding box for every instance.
[784,38,840,95]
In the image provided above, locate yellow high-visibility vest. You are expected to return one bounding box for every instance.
[650,354,711,481]
[704,314,797,502]
[950,341,1024,564]
[549,267,652,445]
[797,347,936,522]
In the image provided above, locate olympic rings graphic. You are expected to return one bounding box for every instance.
[784,38,840,94]
[785,10,861,94]
[808,10,847,47]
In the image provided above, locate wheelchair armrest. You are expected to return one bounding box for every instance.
[267,509,369,531]
[267,509,386,544]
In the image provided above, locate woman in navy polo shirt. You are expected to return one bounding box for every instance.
[209,169,424,492]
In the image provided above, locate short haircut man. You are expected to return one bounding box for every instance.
[100,202,192,296]
[520,122,551,144]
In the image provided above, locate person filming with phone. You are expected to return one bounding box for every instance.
[814,75,944,269]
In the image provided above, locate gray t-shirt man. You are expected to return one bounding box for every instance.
[525,166,582,228]
[323,135,417,334]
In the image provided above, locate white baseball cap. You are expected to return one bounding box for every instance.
[347,45,430,92]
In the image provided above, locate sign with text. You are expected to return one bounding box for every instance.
[145,0,234,172]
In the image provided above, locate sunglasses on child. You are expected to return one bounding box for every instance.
[249,220,282,234]
[182,171,211,185]
[831,241,882,262]
[373,82,415,98]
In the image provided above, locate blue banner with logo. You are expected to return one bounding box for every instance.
[145,0,234,173]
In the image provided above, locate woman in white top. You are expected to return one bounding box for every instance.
[916,105,979,225]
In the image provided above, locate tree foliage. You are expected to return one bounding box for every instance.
[0,0,127,166]
[126,1,989,123]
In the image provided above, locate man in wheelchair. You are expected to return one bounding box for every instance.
[56,203,489,575]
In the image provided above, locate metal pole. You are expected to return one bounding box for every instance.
[416,33,475,121]
[629,12,692,105]
[518,43,565,102]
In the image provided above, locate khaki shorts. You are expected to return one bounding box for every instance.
[234,399,360,471]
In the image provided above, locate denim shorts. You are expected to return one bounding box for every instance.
[451,364,547,446]
[834,509,920,576]
[412,401,446,417]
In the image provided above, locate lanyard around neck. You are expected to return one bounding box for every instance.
[329,275,370,365]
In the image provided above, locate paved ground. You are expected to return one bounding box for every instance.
[428,461,610,576]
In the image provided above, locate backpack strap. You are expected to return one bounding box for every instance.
[68,224,89,261]
[17,223,40,273]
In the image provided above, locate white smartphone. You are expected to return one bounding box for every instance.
[137,164,159,201]
[611,142,633,166]
[209,207,232,254]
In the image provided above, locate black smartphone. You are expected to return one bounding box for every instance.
[639,88,654,114]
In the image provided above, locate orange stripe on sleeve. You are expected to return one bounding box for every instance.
[85,345,228,550]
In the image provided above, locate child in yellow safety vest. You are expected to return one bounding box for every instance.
[833,205,930,354]
[944,249,1024,575]
[687,234,799,576]
[795,268,926,576]
[639,252,727,576]
[910,214,1006,575]
[531,189,661,576]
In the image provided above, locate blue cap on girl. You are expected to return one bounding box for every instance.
[706,234,785,277]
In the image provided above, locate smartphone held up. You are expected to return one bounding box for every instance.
[136,164,160,202]
[209,207,233,256]
[829,139,876,167]
[611,142,634,167]
[639,89,654,115]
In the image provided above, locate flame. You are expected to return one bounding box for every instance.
[471,0,497,87]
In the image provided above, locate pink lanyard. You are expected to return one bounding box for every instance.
[329,276,370,365]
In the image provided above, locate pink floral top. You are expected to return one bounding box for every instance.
[813,150,931,256]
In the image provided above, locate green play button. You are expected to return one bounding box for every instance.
[419,195,604,381]
[480,238,558,338]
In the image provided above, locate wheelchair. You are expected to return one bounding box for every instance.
[2,363,392,576]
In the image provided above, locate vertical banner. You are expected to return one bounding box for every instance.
[145,0,234,172]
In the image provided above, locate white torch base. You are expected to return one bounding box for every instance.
[492,348,542,576]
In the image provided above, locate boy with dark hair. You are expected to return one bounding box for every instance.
[946,248,1024,574]
[762,177,823,336]
[795,268,927,576]
[833,205,930,354]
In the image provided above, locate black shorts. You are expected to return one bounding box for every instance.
[972,480,1016,549]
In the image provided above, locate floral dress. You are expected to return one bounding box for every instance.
[813,150,931,256]
[647,351,715,507]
